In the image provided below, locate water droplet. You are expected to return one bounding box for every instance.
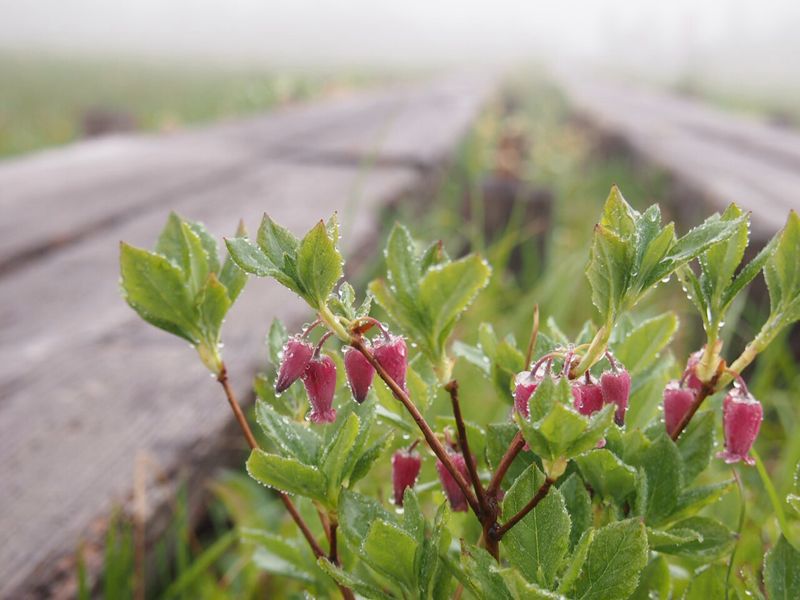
[661,275,671,283]
[394,506,405,515]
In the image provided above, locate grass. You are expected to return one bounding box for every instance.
[86,68,799,597]
[0,53,374,158]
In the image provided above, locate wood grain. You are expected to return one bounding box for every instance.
[556,70,800,238]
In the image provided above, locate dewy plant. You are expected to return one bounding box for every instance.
[120,188,800,598]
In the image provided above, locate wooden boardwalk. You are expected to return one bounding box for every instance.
[0,74,494,598]
[556,70,800,238]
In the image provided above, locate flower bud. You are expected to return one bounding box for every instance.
[717,387,763,466]
[513,370,541,418]
[436,451,469,512]
[344,346,375,403]
[601,369,631,425]
[392,449,422,506]
[373,335,408,391]
[663,381,696,437]
[301,355,337,424]
[684,350,704,393]
[572,377,604,416]
[275,336,314,393]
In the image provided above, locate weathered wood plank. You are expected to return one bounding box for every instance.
[0,74,494,598]
[557,71,800,238]
[0,74,492,273]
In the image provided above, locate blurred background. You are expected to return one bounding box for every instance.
[2,1,800,598]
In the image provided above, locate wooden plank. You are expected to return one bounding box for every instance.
[0,74,494,598]
[556,71,800,238]
[0,74,492,273]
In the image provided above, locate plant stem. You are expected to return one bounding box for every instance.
[329,520,340,565]
[669,361,725,441]
[486,432,526,499]
[216,364,352,596]
[446,380,498,559]
[350,338,481,516]
[217,365,259,450]
[752,448,795,547]
[490,477,554,540]
[725,467,746,600]
[571,325,610,378]
[446,380,490,516]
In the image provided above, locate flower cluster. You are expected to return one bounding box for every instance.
[664,350,763,464]
[275,323,407,423]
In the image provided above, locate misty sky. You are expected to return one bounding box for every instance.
[1,0,799,83]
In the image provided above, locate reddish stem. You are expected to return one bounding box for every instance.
[490,477,554,540]
[350,338,481,516]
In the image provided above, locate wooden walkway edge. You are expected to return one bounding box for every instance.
[556,69,800,238]
[0,73,495,598]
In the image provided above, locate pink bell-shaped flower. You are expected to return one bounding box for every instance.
[436,451,469,512]
[392,448,422,506]
[513,370,542,418]
[343,346,375,403]
[573,376,605,416]
[373,335,408,391]
[663,381,697,437]
[601,369,631,425]
[275,336,314,393]
[301,355,338,424]
[683,350,705,394]
[717,386,762,466]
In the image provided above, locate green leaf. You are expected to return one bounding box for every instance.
[646,526,702,549]
[386,223,422,311]
[120,242,199,343]
[219,224,248,303]
[339,490,396,549]
[657,517,735,560]
[363,520,418,587]
[500,568,563,599]
[420,240,450,272]
[676,411,715,483]
[297,220,343,307]
[349,432,393,486]
[560,474,593,549]
[317,558,394,600]
[487,422,535,489]
[647,211,748,287]
[722,229,779,308]
[419,502,452,599]
[224,236,275,276]
[640,434,683,525]
[764,535,800,600]
[460,544,514,600]
[575,449,637,503]
[764,211,800,327]
[698,205,748,305]
[246,449,328,502]
[186,219,221,274]
[242,528,314,583]
[586,223,630,323]
[670,479,735,523]
[684,564,727,600]
[320,413,360,496]
[628,556,670,600]
[196,273,230,342]
[156,213,192,271]
[501,464,571,588]
[572,519,648,600]
[557,529,595,596]
[419,254,491,338]
[267,319,289,368]
[255,400,321,464]
[257,214,299,268]
[612,312,678,375]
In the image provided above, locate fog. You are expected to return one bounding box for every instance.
[2,0,799,87]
